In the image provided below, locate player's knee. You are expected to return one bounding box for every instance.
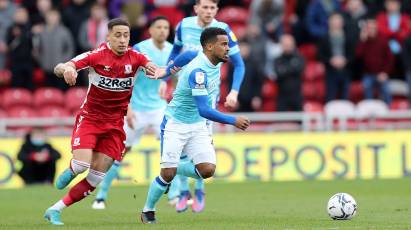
[160,168,177,183]
[70,159,90,175]
[197,163,215,179]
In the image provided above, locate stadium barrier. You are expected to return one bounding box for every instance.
[1,131,411,189]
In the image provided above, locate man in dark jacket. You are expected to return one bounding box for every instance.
[318,13,355,101]
[275,34,305,111]
[17,127,61,185]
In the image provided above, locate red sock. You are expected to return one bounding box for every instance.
[62,178,95,206]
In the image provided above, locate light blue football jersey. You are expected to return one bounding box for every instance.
[165,52,221,124]
[131,39,172,111]
[174,16,240,56]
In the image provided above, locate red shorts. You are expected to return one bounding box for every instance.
[71,114,126,161]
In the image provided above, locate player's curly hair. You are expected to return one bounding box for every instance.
[200,27,227,47]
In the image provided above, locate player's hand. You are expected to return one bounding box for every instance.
[145,62,157,77]
[54,63,65,78]
[235,116,250,130]
[63,67,77,86]
[224,90,239,109]
[158,80,168,99]
[126,110,136,129]
[150,67,166,79]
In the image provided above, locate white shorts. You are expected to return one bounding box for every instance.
[124,108,165,147]
[160,117,216,168]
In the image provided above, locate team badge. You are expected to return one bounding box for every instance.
[103,66,111,71]
[124,64,132,74]
[195,72,205,84]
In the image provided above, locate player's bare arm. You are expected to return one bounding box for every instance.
[54,62,78,86]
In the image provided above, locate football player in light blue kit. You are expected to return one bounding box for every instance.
[91,16,181,209]
[140,27,250,224]
[167,0,245,213]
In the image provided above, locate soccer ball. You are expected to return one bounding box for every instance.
[327,193,357,220]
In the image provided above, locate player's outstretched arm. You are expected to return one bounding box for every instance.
[54,62,78,86]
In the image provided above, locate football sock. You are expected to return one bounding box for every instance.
[176,160,202,180]
[195,178,204,191]
[143,176,169,212]
[61,170,105,207]
[96,161,121,200]
[70,159,90,175]
[167,175,181,200]
[179,175,190,192]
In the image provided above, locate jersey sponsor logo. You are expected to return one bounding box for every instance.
[97,76,133,91]
[184,43,203,52]
[124,64,132,74]
[73,137,80,147]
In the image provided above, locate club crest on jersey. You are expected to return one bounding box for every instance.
[195,72,205,84]
[124,64,132,74]
[103,66,111,71]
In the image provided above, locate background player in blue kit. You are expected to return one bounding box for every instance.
[167,0,245,213]
[91,16,181,209]
[140,27,250,224]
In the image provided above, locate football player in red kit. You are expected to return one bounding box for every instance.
[44,18,157,225]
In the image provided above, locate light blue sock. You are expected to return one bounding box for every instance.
[167,175,181,200]
[176,160,202,179]
[179,175,190,192]
[143,176,169,211]
[195,179,204,191]
[96,161,121,200]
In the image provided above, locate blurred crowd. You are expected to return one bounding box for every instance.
[1,0,411,113]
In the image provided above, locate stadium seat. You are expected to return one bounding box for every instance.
[349,81,364,103]
[324,100,355,117]
[216,7,249,25]
[388,79,409,98]
[298,43,317,61]
[0,109,6,118]
[0,69,11,86]
[304,101,324,113]
[2,88,32,109]
[390,98,410,111]
[262,98,276,112]
[7,106,37,118]
[149,7,184,29]
[38,106,70,118]
[33,87,65,108]
[262,80,278,99]
[302,81,325,101]
[303,61,325,82]
[356,99,389,117]
[65,87,88,114]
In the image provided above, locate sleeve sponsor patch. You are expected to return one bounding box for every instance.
[195,71,205,84]
[229,31,238,43]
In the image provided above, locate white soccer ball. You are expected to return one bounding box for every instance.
[327,193,357,220]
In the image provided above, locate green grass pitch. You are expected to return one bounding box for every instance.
[0,179,410,229]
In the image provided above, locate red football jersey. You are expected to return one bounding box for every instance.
[70,43,150,120]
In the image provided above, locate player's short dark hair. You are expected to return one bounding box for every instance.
[107,18,130,31]
[149,16,169,27]
[196,0,219,5]
[200,27,227,47]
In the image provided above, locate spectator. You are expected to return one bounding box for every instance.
[305,0,341,40]
[357,17,393,104]
[35,9,74,90]
[402,34,411,101]
[376,0,411,55]
[62,0,90,52]
[0,0,17,69]
[6,7,34,90]
[78,4,108,51]
[232,24,267,112]
[250,0,284,40]
[344,0,368,43]
[31,0,53,27]
[275,34,304,111]
[318,13,355,102]
[17,127,61,185]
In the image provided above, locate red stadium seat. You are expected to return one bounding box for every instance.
[216,7,249,25]
[262,98,276,112]
[303,61,325,82]
[304,101,324,113]
[33,87,65,108]
[349,81,364,103]
[150,7,185,29]
[298,43,317,61]
[7,106,37,118]
[0,109,6,118]
[39,106,70,118]
[262,80,278,99]
[65,87,88,114]
[390,98,410,111]
[2,88,32,109]
[303,81,325,102]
